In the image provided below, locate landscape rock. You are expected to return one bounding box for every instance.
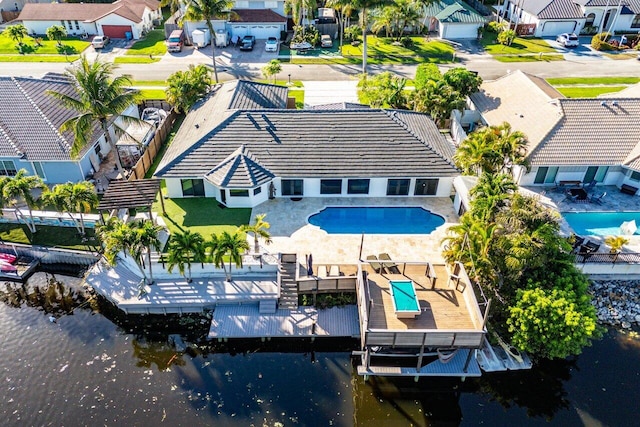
[590,279,640,328]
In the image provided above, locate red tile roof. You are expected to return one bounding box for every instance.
[18,0,158,23]
[230,9,287,23]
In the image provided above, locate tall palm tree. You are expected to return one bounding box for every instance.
[391,0,422,40]
[47,56,141,176]
[43,181,98,235]
[209,231,249,281]
[184,0,233,84]
[454,127,502,176]
[412,79,465,128]
[493,122,530,172]
[352,0,395,73]
[102,220,136,265]
[239,213,272,254]
[3,170,46,233]
[325,0,356,48]
[132,220,164,285]
[166,230,205,282]
[6,24,28,50]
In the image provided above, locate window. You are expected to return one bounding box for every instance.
[33,162,46,180]
[281,179,303,196]
[67,20,73,30]
[230,189,249,197]
[386,179,410,196]
[347,179,370,194]
[320,179,342,195]
[414,179,438,195]
[74,20,79,30]
[533,166,558,184]
[265,0,277,8]
[631,171,640,181]
[586,13,596,26]
[633,15,640,28]
[181,179,205,196]
[0,161,17,177]
[253,186,262,195]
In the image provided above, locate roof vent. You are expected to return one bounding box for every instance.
[600,101,607,107]
[612,101,619,107]
[195,124,199,129]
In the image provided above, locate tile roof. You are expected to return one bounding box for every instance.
[470,70,564,154]
[155,109,459,180]
[0,76,102,161]
[519,0,585,19]
[18,0,158,23]
[576,0,640,14]
[230,9,287,23]
[228,80,288,110]
[424,0,486,23]
[529,98,640,167]
[204,145,275,188]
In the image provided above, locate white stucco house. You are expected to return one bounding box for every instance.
[452,70,640,195]
[17,0,160,39]
[154,81,459,208]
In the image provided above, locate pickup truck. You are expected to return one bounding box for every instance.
[92,35,110,49]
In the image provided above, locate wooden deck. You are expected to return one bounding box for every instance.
[364,264,476,331]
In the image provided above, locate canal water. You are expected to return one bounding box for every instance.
[1,272,639,426]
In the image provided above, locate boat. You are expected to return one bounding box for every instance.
[494,333,524,364]
[0,253,17,264]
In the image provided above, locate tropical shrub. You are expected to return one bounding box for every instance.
[591,32,616,51]
[487,21,505,33]
[443,67,483,98]
[414,63,442,91]
[357,72,409,109]
[497,29,516,45]
[344,25,362,43]
[291,25,320,46]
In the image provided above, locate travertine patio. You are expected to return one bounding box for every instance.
[251,197,459,265]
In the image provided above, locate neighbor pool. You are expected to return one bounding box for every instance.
[308,206,445,234]
[563,211,640,236]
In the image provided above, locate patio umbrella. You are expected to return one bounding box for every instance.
[307,253,314,276]
[620,220,637,235]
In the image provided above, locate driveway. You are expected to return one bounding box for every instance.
[543,36,605,61]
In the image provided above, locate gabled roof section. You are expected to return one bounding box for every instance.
[205,145,275,188]
[424,0,486,23]
[18,0,158,23]
[228,80,288,110]
[155,109,459,180]
[519,0,584,19]
[576,0,640,14]
[470,70,564,154]
[0,76,102,161]
[529,98,640,166]
[230,9,287,23]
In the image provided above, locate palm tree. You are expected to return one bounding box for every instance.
[325,0,356,49]
[470,173,517,221]
[3,170,46,233]
[371,8,394,38]
[352,0,395,73]
[285,0,318,29]
[239,213,273,254]
[493,122,530,172]
[215,231,249,281]
[47,56,141,176]
[6,24,28,51]
[44,181,98,235]
[95,216,122,243]
[46,25,67,46]
[184,0,233,84]
[454,127,502,176]
[132,220,164,285]
[165,64,211,113]
[391,0,422,40]
[412,79,465,128]
[102,220,135,265]
[166,230,205,282]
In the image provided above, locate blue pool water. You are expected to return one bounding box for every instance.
[563,211,640,236]
[308,207,445,234]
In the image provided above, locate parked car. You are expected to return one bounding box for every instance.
[556,33,579,48]
[239,35,256,51]
[91,35,109,49]
[265,37,279,52]
[141,108,168,128]
[321,34,333,48]
[166,29,185,53]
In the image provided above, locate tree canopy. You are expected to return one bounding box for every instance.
[166,64,212,113]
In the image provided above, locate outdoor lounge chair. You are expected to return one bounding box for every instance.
[329,265,340,277]
[366,255,385,274]
[379,253,401,274]
[590,192,606,205]
[580,241,600,254]
[317,265,328,278]
[570,235,585,253]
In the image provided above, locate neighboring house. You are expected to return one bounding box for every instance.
[502,0,586,36]
[0,75,130,184]
[17,0,161,39]
[154,80,458,208]
[423,0,487,39]
[183,8,287,41]
[454,70,640,194]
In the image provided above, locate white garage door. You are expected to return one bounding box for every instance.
[442,23,478,39]
[247,25,281,39]
[542,21,577,36]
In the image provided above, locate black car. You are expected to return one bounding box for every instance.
[239,35,256,51]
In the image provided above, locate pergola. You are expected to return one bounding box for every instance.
[97,179,165,222]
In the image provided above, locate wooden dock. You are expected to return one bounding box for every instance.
[357,349,482,378]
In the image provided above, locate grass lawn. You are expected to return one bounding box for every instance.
[256,79,304,88]
[153,197,251,237]
[114,56,161,64]
[0,223,99,251]
[341,36,455,64]
[288,89,304,109]
[139,88,166,99]
[480,33,555,55]
[145,114,185,179]
[0,33,89,54]
[546,77,640,85]
[493,54,564,62]
[603,52,638,60]
[556,86,627,98]
[0,54,80,62]
[125,29,167,56]
[131,80,169,86]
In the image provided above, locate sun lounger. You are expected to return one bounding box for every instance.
[580,241,600,254]
[378,253,400,274]
[317,265,328,278]
[366,255,384,274]
[329,265,340,277]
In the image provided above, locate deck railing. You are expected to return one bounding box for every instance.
[574,252,640,264]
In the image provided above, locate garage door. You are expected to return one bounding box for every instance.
[442,23,478,39]
[102,25,132,39]
[542,21,576,36]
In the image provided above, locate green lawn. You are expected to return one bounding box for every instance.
[0,54,80,62]
[0,33,90,54]
[480,33,555,55]
[131,80,169,86]
[153,197,251,237]
[493,54,564,62]
[114,56,161,64]
[125,29,167,56]
[139,88,166,100]
[556,86,627,98]
[288,89,304,109]
[546,77,640,85]
[341,36,455,64]
[0,223,99,251]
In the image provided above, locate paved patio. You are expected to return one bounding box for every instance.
[251,197,459,265]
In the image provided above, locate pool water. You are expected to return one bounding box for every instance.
[390,280,419,311]
[308,207,445,234]
[563,211,640,236]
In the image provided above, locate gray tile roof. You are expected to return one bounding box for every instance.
[0,76,102,161]
[529,98,640,167]
[424,0,486,23]
[519,0,585,19]
[228,80,288,110]
[576,0,640,13]
[155,109,459,180]
[204,145,275,188]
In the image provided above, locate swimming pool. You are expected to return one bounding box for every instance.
[563,211,640,236]
[308,206,445,234]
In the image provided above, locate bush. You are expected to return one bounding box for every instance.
[414,63,441,90]
[344,25,362,43]
[291,25,320,46]
[497,29,516,45]
[487,21,505,34]
[591,32,616,51]
[400,36,414,48]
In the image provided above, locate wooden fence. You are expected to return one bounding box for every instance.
[1,11,19,24]
[128,108,178,181]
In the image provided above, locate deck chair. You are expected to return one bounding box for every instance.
[590,192,606,205]
[329,265,340,277]
[378,253,401,274]
[580,241,600,254]
[366,255,385,274]
[317,265,328,278]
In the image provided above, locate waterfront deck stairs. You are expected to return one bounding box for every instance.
[278,253,299,310]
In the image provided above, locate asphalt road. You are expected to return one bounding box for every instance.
[2,45,640,81]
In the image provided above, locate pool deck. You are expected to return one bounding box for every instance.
[251,197,458,266]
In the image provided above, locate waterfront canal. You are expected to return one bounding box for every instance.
[1,273,639,426]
